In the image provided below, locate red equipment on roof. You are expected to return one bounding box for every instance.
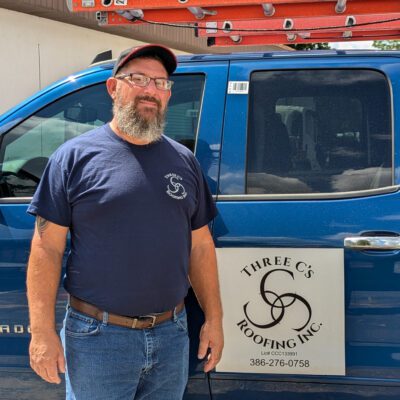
[66,0,400,46]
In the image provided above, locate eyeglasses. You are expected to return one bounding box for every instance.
[115,73,173,91]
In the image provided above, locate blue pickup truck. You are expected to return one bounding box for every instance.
[0,50,399,399]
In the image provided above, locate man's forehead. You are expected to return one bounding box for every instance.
[121,57,168,77]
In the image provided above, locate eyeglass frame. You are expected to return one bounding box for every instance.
[115,72,174,91]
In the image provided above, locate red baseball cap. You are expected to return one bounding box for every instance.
[112,44,177,77]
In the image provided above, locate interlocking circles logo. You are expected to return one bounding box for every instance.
[165,173,187,200]
[244,269,312,331]
[237,256,322,350]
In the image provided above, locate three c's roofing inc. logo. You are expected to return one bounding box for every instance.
[244,269,312,332]
[237,257,323,350]
[165,173,187,200]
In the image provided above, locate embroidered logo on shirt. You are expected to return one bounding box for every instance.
[165,173,187,200]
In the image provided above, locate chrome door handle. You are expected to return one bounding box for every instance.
[344,236,400,250]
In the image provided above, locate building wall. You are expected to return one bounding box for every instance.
[0,8,147,114]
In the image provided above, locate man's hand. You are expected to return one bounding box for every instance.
[198,319,224,373]
[29,331,65,384]
[27,217,68,384]
[190,225,224,373]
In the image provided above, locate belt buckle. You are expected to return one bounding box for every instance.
[142,315,157,328]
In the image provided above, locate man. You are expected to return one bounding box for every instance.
[26,44,224,400]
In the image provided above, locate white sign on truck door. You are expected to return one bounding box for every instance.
[216,248,345,375]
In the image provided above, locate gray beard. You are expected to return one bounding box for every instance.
[113,97,165,143]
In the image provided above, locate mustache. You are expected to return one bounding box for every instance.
[134,95,162,109]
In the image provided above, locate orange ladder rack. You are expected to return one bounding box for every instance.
[66,0,400,46]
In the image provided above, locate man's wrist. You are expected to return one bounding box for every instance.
[204,312,223,324]
[30,325,57,336]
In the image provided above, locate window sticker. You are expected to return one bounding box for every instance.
[228,81,249,94]
[216,248,345,375]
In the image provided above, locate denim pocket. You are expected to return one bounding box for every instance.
[174,308,188,334]
[65,308,101,338]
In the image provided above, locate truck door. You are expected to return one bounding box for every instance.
[0,60,228,399]
[0,72,112,398]
[211,56,400,399]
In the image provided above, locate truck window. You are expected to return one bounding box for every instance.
[0,83,112,198]
[0,74,205,198]
[164,74,205,151]
[246,69,392,195]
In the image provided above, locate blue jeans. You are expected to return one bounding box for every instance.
[60,305,189,400]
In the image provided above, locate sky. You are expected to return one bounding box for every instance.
[330,40,374,49]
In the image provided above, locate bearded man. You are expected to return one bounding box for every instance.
[26,44,224,400]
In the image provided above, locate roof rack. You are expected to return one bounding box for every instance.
[66,0,400,47]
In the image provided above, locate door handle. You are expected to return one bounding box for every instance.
[344,236,400,250]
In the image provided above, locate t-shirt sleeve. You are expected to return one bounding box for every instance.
[27,157,71,227]
[190,159,218,230]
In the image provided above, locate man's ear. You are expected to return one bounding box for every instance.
[106,77,117,100]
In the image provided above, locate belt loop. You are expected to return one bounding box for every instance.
[102,311,109,325]
[173,306,178,322]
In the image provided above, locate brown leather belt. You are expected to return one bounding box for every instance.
[69,296,184,330]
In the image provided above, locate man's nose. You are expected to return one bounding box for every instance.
[144,79,159,94]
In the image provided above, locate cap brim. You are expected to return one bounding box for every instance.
[113,44,177,76]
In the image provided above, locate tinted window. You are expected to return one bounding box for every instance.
[0,84,112,198]
[246,69,392,195]
[164,74,205,151]
[0,74,205,198]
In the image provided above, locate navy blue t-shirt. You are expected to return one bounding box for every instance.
[28,124,217,316]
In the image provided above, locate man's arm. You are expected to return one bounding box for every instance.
[189,224,224,373]
[26,216,68,384]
